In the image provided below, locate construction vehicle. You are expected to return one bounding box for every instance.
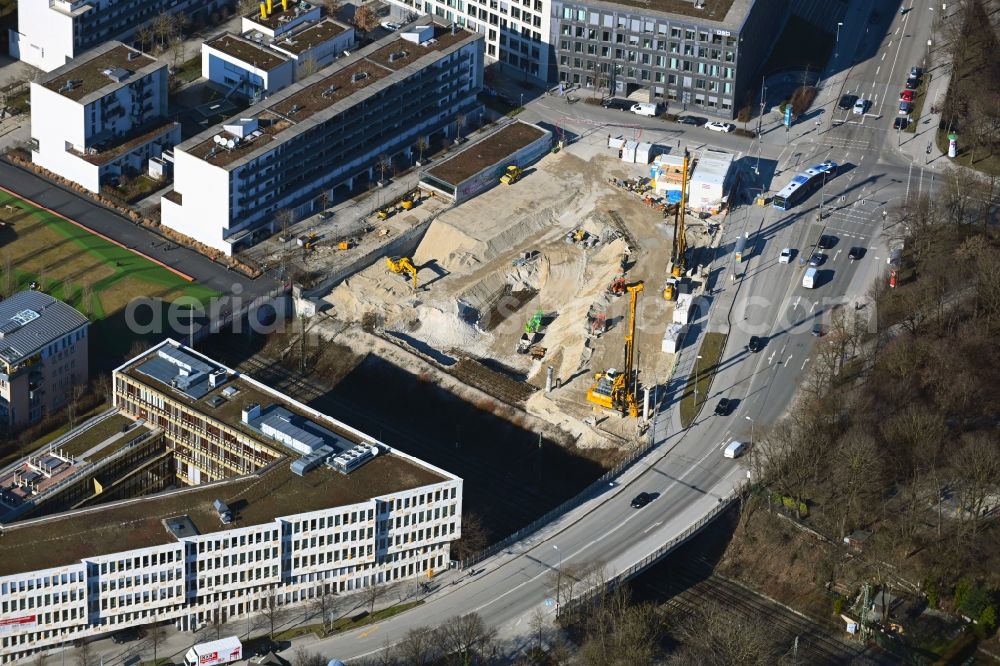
[337,240,352,250]
[517,331,539,354]
[608,275,626,296]
[377,208,393,220]
[669,150,690,279]
[500,165,523,185]
[587,281,644,417]
[385,256,418,290]
[662,276,678,301]
[525,309,544,334]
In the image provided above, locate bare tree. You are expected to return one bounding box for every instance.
[376,154,391,184]
[352,4,379,32]
[396,626,439,665]
[363,581,383,617]
[1,252,14,297]
[321,0,342,18]
[75,642,95,666]
[951,433,1000,536]
[66,384,87,430]
[261,588,287,641]
[528,607,547,653]
[152,12,176,51]
[578,586,661,666]
[450,511,490,561]
[274,208,293,237]
[312,583,336,630]
[237,0,259,15]
[298,57,319,78]
[291,647,327,666]
[148,622,168,664]
[435,613,496,666]
[135,26,155,53]
[454,112,467,142]
[170,36,186,70]
[415,136,429,165]
[668,600,781,665]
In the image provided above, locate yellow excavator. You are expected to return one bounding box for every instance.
[587,281,643,417]
[666,151,690,298]
[385,256,418,290]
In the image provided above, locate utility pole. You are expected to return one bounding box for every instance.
[553,545,562,614]
[694,354,703,408]
[299,314,306,373]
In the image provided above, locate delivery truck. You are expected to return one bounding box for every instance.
[185,636,242,666]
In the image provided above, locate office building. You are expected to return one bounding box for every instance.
[0,339,462,663]
[10,0,231,72]
[0,291,89,431]
[162,18,484,255]
[202,0,355,100]
[29,42,180,193]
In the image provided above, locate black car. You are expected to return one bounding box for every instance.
[714,398,731,416]
[812,322,823,337]
[838,94,858,110]
[848,247,865,260]
[817,235,837,249]
[809,252,826,267]
[676,115,707,126]
[111,628,144,644]
[910,66,923,79]
[905,78,920,90]
[631,492,654,508]
[602,98,633,111]
[747,336,764,353]
[893,117,909,130]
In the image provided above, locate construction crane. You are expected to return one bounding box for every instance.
[587,281,644,417]
[385,256,418,290]
[670,150,690,280]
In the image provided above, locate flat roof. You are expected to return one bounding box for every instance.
[75,119,178,166]
[425,122,548,186]
[0,450,445,576]
[579,0,745,29]
[206,34,289,71]
[40,42,159,103]
[367,29,469,71]
[272,18,349,55]
[178,19,480,171]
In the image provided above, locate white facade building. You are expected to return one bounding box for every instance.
[30,42,179,193]
[10,0,230,72]
[0,339,462,663]
[163,18,484,255]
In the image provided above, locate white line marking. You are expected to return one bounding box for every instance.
[833,249,842,261]
[642,521,663,534]
[767,350,776,365]
[801,357,810,370]
[785,355,793,367]
[876,66,881,75]
[809,302,818,313]
[881,52,887,61]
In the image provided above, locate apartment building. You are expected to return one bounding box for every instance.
[10,0,230,72]
[30,42,180,192]
[0,339,462,663]
[162,18,484,255]
[202,0,355,100]
[550,0,785,118]
[0,291,89,431]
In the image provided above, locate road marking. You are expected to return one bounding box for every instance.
[359,626,380,639]
[881,52,887,61]
[809,302,817,313]
[792,296,801,310]
[767,350,776,365]
[801,357,811,370]
[833,249,842,261]
[785,355,793,367]
[643,521,664,534]
[876,66,881,75]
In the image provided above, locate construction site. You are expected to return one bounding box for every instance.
[298,120,729,448]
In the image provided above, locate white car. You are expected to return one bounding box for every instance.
[704,121,735,133]
[380,21,401,31]
[853,98,868,115]
[778,248,793,264]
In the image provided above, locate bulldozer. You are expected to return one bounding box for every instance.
[499,165,523,185]
[587,282,644,417]
[385,256,418,290]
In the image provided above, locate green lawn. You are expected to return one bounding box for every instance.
[0,191,219,356]
[679,332,728,428]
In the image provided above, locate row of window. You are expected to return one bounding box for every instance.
[2,589,81,613]
[198,548,278,571]
[99,585,179,611]
[560,9,737,45]
[1,571,82,595]
[100,569,182,592]
[97,549,178,575]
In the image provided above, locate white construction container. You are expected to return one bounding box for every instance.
[688,149,735,214]
[635,142,660,164]
[621,140,638,163]
[661,323,686,353]
[608,135,626,150]
[673,293,694,324]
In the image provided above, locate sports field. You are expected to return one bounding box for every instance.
[0,191,219,357]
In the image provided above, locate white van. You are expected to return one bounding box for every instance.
[802,267,817,289]
[724,441,746,459]
[631,102,660,117]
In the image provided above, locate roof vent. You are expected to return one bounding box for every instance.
[350,71,368,83]
[290,103,302,114]
[242,403,261,424]
[58,80,80,94]
[320,85,337,98]
[388,50,408,62]
[127,50,140,61]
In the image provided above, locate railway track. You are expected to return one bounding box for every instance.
[637,562,887,665]
[205,340,560,532]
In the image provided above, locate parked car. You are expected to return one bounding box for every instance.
[631,492,653,508]
[724,441,747,459]
[853,98,868,115]
[676,115,707,126]
[779,247,793,264]
[838,94,858,110]
[893,117,910,130]
[714,398,731,416]
[602,98,633,111]
[631,102,660,117]
[899,101,913,115]
[905,78,920,90]
[380,21,401,31]
[809,252,826,267]
[817,234,837,249]
[848,247,866,260]
[910,66,923,79]
[812,322,823,337]
[747,336,765,353]
[900,90,914,102]
[705,121,735,133]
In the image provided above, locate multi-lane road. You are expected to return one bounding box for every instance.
[304,3,943,661]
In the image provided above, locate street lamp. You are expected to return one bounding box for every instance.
[836,22,844,44]
[745,415,754,449]
[553,545,563,614]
